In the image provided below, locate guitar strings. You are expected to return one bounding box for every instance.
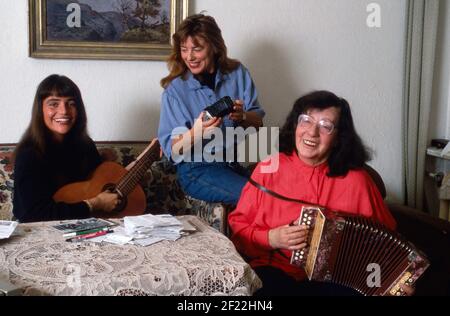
[117,149,158,195]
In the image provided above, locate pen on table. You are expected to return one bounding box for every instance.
[63,227,110,238]
[66,229,112,242]
[187,219,202,232]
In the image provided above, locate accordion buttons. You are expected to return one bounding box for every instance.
[301,214,310,225]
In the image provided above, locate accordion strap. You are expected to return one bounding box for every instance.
[248,177,326,209]
[248,177,322,261]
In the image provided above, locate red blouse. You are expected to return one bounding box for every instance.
[228,152,397,280]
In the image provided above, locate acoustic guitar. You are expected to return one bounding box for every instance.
[53,139,160,218]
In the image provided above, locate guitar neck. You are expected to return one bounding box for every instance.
[116,140,159,197]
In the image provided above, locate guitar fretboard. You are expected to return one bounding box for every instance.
[116,141,160,197]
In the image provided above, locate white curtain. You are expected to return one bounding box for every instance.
[403,0,440,209]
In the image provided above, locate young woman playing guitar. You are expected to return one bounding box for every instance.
[13,75,121,222]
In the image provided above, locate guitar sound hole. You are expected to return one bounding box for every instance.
[102,183,128,213]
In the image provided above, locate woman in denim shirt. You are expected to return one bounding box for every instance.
[158,14,265,205]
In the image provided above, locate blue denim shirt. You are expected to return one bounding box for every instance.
[158,64,265,163]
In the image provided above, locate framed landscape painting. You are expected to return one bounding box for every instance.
[29,0,189,60]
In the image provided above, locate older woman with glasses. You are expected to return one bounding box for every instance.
[228,90,398,296]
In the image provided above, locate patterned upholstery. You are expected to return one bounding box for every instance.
[0,145,14,221]
[0,143,229,233]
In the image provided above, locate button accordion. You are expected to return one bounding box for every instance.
[290,206,430,296]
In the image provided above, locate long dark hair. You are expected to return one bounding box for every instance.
[279,90,371,177]
[14,74,90,160]
[161,14,240,88]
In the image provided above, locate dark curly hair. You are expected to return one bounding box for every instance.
[279,90,371,177]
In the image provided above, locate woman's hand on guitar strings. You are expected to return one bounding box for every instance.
[88,191,121,213]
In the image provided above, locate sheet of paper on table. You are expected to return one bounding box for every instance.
[88,214,198,246]
[0,220,18,239]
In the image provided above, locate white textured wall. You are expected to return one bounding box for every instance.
[0,0,166,142]
[430,0,450,140]
[0,0,407,202]
[193,0,407,202]
[426,0,450,215]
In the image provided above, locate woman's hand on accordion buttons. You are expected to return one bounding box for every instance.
[399,283,416,296]
[269,224,309,251]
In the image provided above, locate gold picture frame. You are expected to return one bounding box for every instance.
[29,0,189,61]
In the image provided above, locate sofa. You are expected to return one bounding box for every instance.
[0,142,229,233]
[1,142,449,295]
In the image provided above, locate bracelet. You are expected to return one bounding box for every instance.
[84,199,94,212]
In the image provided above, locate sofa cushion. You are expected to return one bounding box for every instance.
[142,157,188,214]
[184,195,232,233]
[88,143,189,216]
[0,143,224,232]
[0,145,14,220]
[95,143,228,230]
[96,143,146,169]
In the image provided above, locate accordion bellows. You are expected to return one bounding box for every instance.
[290,206,430,296]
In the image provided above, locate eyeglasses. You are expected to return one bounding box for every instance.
[297,114,336,135]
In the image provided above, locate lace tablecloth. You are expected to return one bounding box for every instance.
[0,216,261,296]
